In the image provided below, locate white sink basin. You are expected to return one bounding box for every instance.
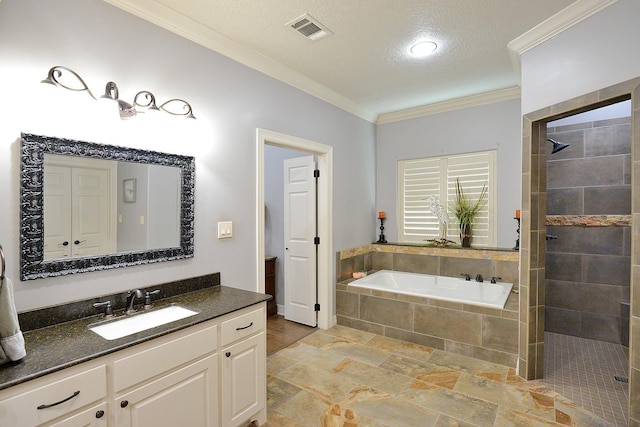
[89,304,199,340]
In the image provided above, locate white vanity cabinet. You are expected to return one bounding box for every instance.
[112,323,219,427]
[0,363,108,427]
[220,307,266,427]
[0,301,267,427]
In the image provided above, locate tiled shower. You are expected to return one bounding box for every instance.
[545,112,631,345]
[542,108,631,425]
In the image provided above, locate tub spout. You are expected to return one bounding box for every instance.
[475,274,483,283]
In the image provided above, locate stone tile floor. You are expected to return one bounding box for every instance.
[266,325,612,426]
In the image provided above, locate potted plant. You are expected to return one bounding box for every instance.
[450,178,488,247]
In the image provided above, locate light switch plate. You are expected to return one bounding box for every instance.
[218,221,233,239]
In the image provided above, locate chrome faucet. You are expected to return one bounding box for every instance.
[475,274,483,283]
[125,289,144,314]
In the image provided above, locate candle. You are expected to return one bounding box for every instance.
[378,211,385,219]
[515,209,521,219]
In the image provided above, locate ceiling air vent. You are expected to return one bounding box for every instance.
[286,13,332,41]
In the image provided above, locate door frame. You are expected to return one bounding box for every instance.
[255,128,334,329]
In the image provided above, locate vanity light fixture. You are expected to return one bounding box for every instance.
[41,66,196,120]
[410,41,438,57]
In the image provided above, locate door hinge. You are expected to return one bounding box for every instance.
[314,169,320,178]
[314,303,320,311]
[314,236,320,245]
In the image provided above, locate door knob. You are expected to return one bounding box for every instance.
[74,240,86,245]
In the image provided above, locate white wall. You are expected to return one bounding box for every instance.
[0,0,375,312]
[521,0,640,114]
[376,98,522,248]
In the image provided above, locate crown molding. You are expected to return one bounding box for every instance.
[102,0,377,123]
[376,87,521,125]
[507,0,619,77]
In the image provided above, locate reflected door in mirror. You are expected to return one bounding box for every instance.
[44,155,116,260]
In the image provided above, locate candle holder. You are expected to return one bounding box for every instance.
[513,217,520,251]
[377,218,387,243]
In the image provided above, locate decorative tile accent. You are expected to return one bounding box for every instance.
[546,215,631,227]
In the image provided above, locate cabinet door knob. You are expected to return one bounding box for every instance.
[120,400,129,408]
[62,241,69,246]
[37,390,80,409]
[225,352,231,357]
[74,240,86,245]
[96,410,105,418]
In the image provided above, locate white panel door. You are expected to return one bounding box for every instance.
[44,165,72,260]
[71,167,112,257]
[283,156,317,326]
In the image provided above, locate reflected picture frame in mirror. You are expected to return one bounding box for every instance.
[20,133,195,280]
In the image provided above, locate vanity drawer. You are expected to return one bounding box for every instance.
[0,364,106,427]
[113,323,217,392]
[221,306,265,347]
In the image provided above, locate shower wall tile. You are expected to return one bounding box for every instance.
[584,185,631,214]
[545,279,624,316]
[547,156,626,188]
[625,154,632,184]
[582,254,630,286]
[546,130,585,160]
[545,253,581,281]
[593,116,631,128]
[545,307,580,336]
[584,124,631,157]
[546,226,625,255]
[547,188,583,215]
[550,122,591,133]
[580,312,620,343]
[624,228,632,256]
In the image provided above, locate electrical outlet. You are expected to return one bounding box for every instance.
[218,221,233,239]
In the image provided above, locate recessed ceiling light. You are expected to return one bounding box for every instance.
[410,41,438,57]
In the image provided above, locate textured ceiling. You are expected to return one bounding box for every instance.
[107,0,577,120]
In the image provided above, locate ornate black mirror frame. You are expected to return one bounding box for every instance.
[20,133,195,280]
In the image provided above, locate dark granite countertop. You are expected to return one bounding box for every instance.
[0,285,270,391]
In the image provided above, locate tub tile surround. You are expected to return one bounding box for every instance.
[336,244,520,367]
[522,78,640,423]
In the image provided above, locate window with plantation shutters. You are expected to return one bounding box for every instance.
[397,151,496,247]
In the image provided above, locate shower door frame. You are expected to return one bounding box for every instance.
[520,77,640,420]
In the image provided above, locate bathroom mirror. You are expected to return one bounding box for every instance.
[20,133,195,280]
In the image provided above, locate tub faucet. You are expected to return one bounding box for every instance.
[461,273,471,281]
[475,274,483,283]
[125,289,144,314]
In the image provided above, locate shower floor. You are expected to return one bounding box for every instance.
[537,332,629,426]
